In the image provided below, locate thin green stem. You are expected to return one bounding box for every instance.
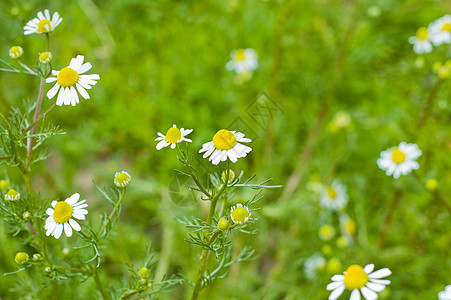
[26,77,46,168]
[93,268,111,300]
[97,188,126,239]
[19,103,56,139]
[176,145,211,198]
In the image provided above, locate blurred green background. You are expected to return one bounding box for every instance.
[1,0,451,299]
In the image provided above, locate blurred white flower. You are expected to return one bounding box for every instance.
[45,193,88,239]
[320,180,348,211]
[429,15,451,46]
[439,285,451,300]
[226,48,258,74]
[408,27,433,54]
[327,264,391,300]
[155,124,192,150]
[24,9,62,35]
[304,254,326,280]
[46,55,100,106]
[377,142,421,179]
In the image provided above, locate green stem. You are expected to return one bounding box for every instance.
[54,265,90,274]
[93,268,111,300]
[26,78,46,168]
[176,145,211,198]
[97,188,126,239]
[19,103,56,139]
[190,163,229,300]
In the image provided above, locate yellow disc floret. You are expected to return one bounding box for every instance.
[213,129,237,150]
[218,219,229,230]
[114,171,131,187]
[231,204,250,224]
[38,19,52,33]
[39,52,53,64]
[441,23,451,32]
[235,49,246,61]
[9,46,24,59]
[391,148,406,164]
[164,127,182,143]
[15,252,29,264]
[53,201,73,224]
[416,27,428,40]
[57,67,79,87]
[344,265,369,290]
[327,187,337,199]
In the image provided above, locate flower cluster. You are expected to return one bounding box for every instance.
[409,14,451,54]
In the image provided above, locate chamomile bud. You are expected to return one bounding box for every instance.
[32,253,43,262]
[9,46,23,59]
[326,258,342,274]
[5,189,20,201]
[15,252,29,264]
[139,267,149,278]
[114,171,131,188]
[222,169,235,183]
[426,179,438,191]
[22,211,31,220]
[0,179,9,192]
[39,52,53,64]
[218,218,229,231]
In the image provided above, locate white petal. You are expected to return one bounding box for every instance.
[37,11,45,20]
[73,208,88,215]
[73,213,86,220]
[331,275,345,282]
[369,268,391,279]
[64,222,73,237]
[364,264,375,274]
[44,9,50,20]
[64,87,72,106]
[156,140,169,150]
[366,282,386,292]
[329,285,345,300]
[46,208,54,216]
[350,289,361,300]
[70,86,79,106]
[69,219,81,231]
[51,200,58,208]
[46,77,57,83]
[76,83,90,99]
[361,286,378,300]
[66,193,80,205]
[80,74,100,80]
[53,223,63,239]
[78,62,92,74]
[327,281,343,291]
[47,83,60,99]
[369,279,391,285]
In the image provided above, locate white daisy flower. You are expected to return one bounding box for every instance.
[155,124,193,150]
[46,55,100,106]
[225,48,258,74]
[320,180,348,211]
[439,285,451,300]
[5,189,20,201]
[304,254,326,280]
[377,142,421,179]
[230,203,250,224]
[9,46,23,59]
[199,129,252,165]
[408,27,433,54]
[24,9,62,35]
[45,193,88,239]
[429,15,451,46]
[327,264,391,300]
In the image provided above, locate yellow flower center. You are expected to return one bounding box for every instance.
[235,49,246,61]
[327,187,337,199]
[344,265,368,290]
[391,148,406,164]
[6,189,19,198]
[0,180,10,191]
[40,52,52,63]
[416,27,428,40]
[441,23,451,32]
[213,129,237,150]
[10,46,21,55]
[232,207,249,223]
[344,219,357,236]
[38,19,52,33]
[165,127,182,143]
[116,173,129,184]
[57,68,79,87]
[53,201,73,224]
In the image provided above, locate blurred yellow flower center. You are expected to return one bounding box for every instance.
[40,52,52,63]
[0,179,10,191]
[391,148,406,164]
[344,219,357,236]
[235,49,246,61]
[6,189,19,199]
[57,68,79,87]
[53,202,73,224]
[232,207,249,223]
[213,129,236,150]
[416,27,428,40]
[116,173,129,184]
[327,187,337,199]
[441,23,451,32]
[165,127,181,143]
[10,46,21,55]
[38,19,52,33]
[344,265,368,290]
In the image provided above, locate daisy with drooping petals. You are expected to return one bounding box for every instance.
[408,27,433,54]
[225,48,258,74]
[429,15,451,46]
[439,285,451,300]
[199,129,252,165]
[46,55,100,106]
[230,203,250,224]
[320,180,348,211]
[327,264,391,300]
[155,124,193,150]
[45,193,88,239]
[377,142,421,179]
[24,9,62,35]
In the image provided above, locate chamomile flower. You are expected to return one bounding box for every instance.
[45,193,88,239]
[320,180,348,211]
[199,129,252,165]
[230,203,250,224]
[319,225,336,241]
[304,254,326,280]
[377,142,421,179]
[39,52,53,64]
[327,264,391,300]
[408,27,433,54]
[340,214,357,237]
[439,285,451,300]
[24,9,62,35]
[429,15,451,46]
[155,124,193,150]
[114,171,131,187]
[46,55,100,106]
[9,46,23,59]
[226,48,258,74]
[5,189,20,201]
